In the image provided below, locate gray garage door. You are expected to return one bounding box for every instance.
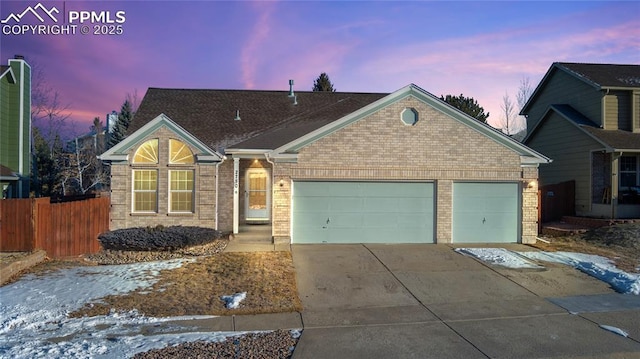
[452,182,519,243]
[292,181,434,244]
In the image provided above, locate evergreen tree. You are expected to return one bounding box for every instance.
[107,100,134,149]
[312,73,336,92]
[31,127,63,197]
[440,94,489,123]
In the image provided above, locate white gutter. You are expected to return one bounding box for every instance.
[214,155,227,231]
[264,152,276,241]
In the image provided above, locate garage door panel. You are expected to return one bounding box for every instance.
[293,181,434,244]
[452,182,519,243]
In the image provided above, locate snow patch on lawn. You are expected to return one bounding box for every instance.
[519,251,640,295]
[599,324,629,337]
[221,292,247,309]
[457,248,640,295]
[455,248,543,268]
[0,259,244,358]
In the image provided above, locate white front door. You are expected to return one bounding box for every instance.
[245,168,270,220]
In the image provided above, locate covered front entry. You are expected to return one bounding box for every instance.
[292,181,435,244]
[245,168,270,220]
[452,182,519,243]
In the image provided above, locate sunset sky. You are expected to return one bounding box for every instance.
[1,0,638,137]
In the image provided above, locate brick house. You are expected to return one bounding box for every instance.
[523,63,640,219]
[99,84,550,244]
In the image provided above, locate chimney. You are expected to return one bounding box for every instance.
[14,54,24,60]
[288,79,295,97]
[234,109,241,121]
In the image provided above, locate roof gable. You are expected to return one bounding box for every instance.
[524,104,640,152]
[270,84,550,165]
[0,65,15,83]
[522,62,640,114]
[99,113,223,162]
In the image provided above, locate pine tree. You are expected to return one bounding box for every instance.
[440,94,489,123]
[312,73,336,92]
[107,100,134,149]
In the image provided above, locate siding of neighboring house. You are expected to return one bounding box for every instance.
[109,127,218,230]
[0,59,31,197]
[526,70,602,131]
[527,112,603,215]
[633,90,640,133]
[605,91,632,130]
[271,96,539,243]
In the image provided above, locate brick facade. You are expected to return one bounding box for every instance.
[109,95,541,244]
[270,96,540,244]
[109,127,217,230]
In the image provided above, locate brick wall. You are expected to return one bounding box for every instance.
[109,127,217,230]
[272,96,539,243]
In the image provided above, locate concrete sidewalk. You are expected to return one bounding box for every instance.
[291,244,640,358]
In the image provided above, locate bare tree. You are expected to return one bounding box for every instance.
[516,77,532,111]
[30,61,72,150]
[60,118,109,195]
[499,92,518,136]
[126,89,140,113]
[515,77,533,140]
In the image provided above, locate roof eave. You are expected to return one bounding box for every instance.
[0,66,16,83]
[224,148,271,159]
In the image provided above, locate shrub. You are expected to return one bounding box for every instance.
[98,225,222,251]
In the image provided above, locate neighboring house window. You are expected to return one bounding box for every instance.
[133,139,159,163]
[170,139,194,164]
[620,155,639,204]
[133,170,158,212]
[169,170,194,212]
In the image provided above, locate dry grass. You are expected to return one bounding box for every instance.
[70,252,302,318]
[531,223,640,273]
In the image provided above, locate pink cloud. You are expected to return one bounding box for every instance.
[240,2,277,89]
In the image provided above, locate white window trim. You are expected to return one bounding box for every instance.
[168,169,195,213]
[619,155,640,187]
[400,107,419,126]
[132,169,158,213]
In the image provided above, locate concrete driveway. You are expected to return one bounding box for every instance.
[291,244,640,358]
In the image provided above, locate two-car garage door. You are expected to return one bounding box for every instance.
[291,181,519,244]
[292,182,434,244]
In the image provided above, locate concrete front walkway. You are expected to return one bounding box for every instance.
[291,244,640,358]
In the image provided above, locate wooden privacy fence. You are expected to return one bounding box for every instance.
[0,197,110,258]
[539,180,576,223]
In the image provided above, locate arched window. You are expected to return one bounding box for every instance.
[133,139,158,163]
[169,139,194,164]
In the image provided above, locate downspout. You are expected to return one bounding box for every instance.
[264,152,276,242]
[214,156,226,231]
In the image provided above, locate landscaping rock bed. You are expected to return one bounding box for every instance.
[133,329,299,359]
[84,238,229,265]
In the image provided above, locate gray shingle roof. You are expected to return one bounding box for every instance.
[550,104,600,127]
[130,88,387,151]
[557,62,640,88]
[581,127,640,150]
[549,104,640,150]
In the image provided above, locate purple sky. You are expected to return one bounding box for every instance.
[2,1,639,137]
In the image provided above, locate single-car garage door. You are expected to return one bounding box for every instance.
[452,182,519,243]
[292,181,434,244]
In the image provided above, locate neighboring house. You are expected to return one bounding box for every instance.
[99,84,550,244]
[0,55,31,198]
[523,62,640,219]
